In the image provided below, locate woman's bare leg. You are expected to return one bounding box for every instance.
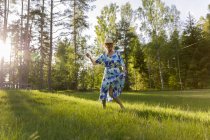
[113,97,125,110]
[109,86,125,110]
[102,99,106,109]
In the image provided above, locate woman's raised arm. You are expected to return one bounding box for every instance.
[86,53,97,65]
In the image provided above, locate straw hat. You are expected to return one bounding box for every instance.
[104,37,113,44]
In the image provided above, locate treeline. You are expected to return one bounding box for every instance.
[0,0,210,90]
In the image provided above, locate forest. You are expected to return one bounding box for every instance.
[0,0,210,91]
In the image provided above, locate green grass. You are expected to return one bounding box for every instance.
[1,89,210,140]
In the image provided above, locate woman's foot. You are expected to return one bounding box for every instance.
[120,104,125,111]
[102,100,106,109]
[119,107,125,112]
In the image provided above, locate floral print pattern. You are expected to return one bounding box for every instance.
[95,51,125,101]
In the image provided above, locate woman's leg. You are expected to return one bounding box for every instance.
[102,99,106,109]
[109,86,125,110]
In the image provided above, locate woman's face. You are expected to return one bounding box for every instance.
[105,43,114,52]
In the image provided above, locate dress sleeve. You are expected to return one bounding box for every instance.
[95,54,104,64]
[117,51,125,67]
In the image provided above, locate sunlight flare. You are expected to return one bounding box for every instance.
[0,40,11,60]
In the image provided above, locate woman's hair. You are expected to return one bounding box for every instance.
[102,43,115,53]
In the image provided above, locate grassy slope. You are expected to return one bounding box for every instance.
[0,89,210,140]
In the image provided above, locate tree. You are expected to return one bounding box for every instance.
[167,29,182,89]
[22,0,31,88]
[53,39,71,89]
[95,3,118,45]
[130,33,148,90]
[48,0,53,90]
[39,0,45,89]
[8,20,20,88]
[60,0,95,89]
[117,2,134,90]
[181,14,210,88]
[0,0,9,87]
[138,0,176,89]
[28,1,50,89]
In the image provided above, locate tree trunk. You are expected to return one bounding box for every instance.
[73,0,78,90]
[48,0,53,90]
[148,64,152,88]
[40,0,44,89]
[0,58,4,87]
[176,44,183,90]
[124,43,130,90]
[0,0,8,87]
[23,0,30,88]
[3,0,8,42]
[19,0,24,88]
[155,30,164,90]
[157,47,164,89]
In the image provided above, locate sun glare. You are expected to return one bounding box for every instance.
[0,40,11,61]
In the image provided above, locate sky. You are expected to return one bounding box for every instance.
[86,0,210,45]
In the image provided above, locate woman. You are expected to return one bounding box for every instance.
[86,37,126,110]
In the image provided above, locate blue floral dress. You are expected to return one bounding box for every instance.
[95,51,125,101]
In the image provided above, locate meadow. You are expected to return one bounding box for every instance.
[0,89,210,140]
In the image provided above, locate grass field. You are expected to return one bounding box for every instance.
[1,89,210,140]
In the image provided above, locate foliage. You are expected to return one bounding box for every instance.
[0,1,210,90]
[180,14,210,88]
[95,3,118,45]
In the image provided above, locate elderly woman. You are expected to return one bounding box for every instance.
[86,37,126,110]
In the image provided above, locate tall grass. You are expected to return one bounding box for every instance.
[0,89,210,140]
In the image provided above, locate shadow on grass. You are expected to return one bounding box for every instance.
[34,90,210,123]
[5,90,102,140]
[54,90,210,123]
[127,106,210,125]
[5,90,150,140]
[3,90,210,140]
[56,90,210,112]
[122,92,210,112]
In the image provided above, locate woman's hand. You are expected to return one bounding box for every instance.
[123,66,127,75]
[124,69,127,74]
[123,70,127,76]
[86,53,96,65]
